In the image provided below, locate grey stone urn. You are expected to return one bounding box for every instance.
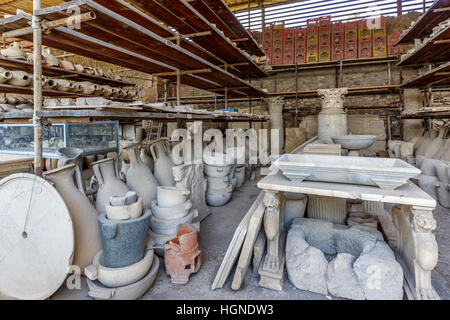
[98,209,151,268]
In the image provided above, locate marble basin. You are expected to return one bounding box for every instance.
[331,135,376,150]
[274,154,421,190]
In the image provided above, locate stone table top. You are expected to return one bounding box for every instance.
[258,170,436,209]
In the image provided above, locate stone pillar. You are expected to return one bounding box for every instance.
[403,89,425,142]
[317,88,348,144]
[267,97,284,154]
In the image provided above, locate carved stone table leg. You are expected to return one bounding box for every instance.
[392,204,440,300]
[258,191,285,291]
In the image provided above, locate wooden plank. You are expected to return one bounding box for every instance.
[231,199,265,290]
[401,61,450,88]
[211,191,264,290]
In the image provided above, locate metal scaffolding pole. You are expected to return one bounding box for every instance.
[33,0,43,176]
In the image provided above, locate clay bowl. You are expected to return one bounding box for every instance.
[151,199,192,220]
[106,197,144,221]
[150,209,197,235]
[331,135,377,150]
[85,246,154,288]
[156,186,190,208]
[204,163,231,178]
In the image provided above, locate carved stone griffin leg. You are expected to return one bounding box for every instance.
[392,204,440,300]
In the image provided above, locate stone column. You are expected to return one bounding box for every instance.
[317,88,348,144]
[259,191,285,291]
[392,204,440,300]
[403,89,425,142]
[267,97,284,155]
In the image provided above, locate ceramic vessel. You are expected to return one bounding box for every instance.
[102,85,114,97]
[42,78,57,90]
[150,139,175,187]
[8,71,32,87]
[78,82,101,95]
[206,184,233,207]
[60,60,75,71]
[44,164,102,270]
[437,182,450,208]
[98,209,151,268]
[420,158,440,176]
[149,230,176,256]
[331,135,376,150]
[85,246,154,288]
[106,197,143,221]
[157,186,190,207]
[436,161,449,184]
[92,158,130,214]
[164,224,202,285]
[204,163,231,178]
[418,175,439,200]
[140,147,154,172]
[206,176,230,190]
[125,145,158,209]
[42,49,60,67]
[57,147,84,193]
[416,130,438,156]
[74,64,85,73]
[1,42,26,60]
[423,128,447,159]
[413,130,428,152]
[434,139,450,160]
[150,209,197,235]
[151,199,192,220]
[86,257,159,300]
[0,67,12,84]
[53,79,75,92]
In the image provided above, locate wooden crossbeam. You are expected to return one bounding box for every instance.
[433,39,450,44]
[434,7,450,13]
[217,62,249,68]
[165,31,212,41]
[151,68,211,77]
[208,86,248,91]
[232,38,249,42]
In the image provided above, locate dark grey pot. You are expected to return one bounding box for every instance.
[98,209,151,268]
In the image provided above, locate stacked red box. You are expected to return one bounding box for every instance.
[332,22,344,61]
[294,27,306,64]
[307,18,319,63]
[262,25,273,63]
[388,33,402,56]
[283,28,295,65]
[318,16,331,62]
[358,19,372,58]
[372,16,386,58]
[345,21,358,60]
[272,27,284,65]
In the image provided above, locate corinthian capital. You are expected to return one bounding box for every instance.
[267,97,284,113]
[318,88,348,110]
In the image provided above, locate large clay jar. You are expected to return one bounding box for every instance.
[54,79,75,92]
[8,71,32,87]
[140,147,154,172]
[0,67,12,84]
[150,139,175,187]
[98,210,151,268]
[414,130,430,152]
[423,128,447,159]
[416,129,438,156]
[44,164,102,271]
[42,49,60,67]
[1,42,26,60]
[125,145,158,209]
[92,158,131,214]
[435,138,450,160]
[78,82,101,95]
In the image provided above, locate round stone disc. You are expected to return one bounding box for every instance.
[0,173,74,300]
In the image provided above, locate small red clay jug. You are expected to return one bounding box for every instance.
[164,224,201,284]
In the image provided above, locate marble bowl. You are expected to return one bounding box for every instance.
[331,135,377,150]
[156,186,190,208]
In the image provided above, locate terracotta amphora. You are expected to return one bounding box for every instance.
[140,147,154,172]
[150,139,175,187]
[164,224,202,284]
[78,82,101,95]
[42,49,60,67]
[416,129,438,156]
[0,67,12,84]
[92,158,131,214]
[435,138,450,160]
[423,128,447,159]
[44,164,102,271]
[42,77,57,90]
[125,145,159,209]
[1,42,26,60]
[8,71,32,87]
[53,79,75,92]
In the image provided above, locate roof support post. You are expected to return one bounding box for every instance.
[33,0,43,177]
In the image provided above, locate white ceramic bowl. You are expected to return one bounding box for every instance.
[204,164,231,178]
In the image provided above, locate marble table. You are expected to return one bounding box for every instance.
[257,170,440,300]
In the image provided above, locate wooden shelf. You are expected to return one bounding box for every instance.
[398,23,450,66]
[397,0,450,45]
[0,1,266,97]
[401,106,450,119]
[401,62,450,88]
[0,83,133,102]
[269,85,399,98]
[0,57,135,87]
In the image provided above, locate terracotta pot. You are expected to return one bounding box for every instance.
[0,67,12,84]
[102,85,114,97]
[8,71,32,87]
[106,197,143,221]
[151,199,193,220]
[78,81,101,95]
[44,164,102,271]
[60,60,75,71]
[1,42,26,60]
[92,158,131,214]
[42,78,58,90]
[53,79,75,92]
[125,145,158,209]
[157,186,190,207]
[164,224,201,284]
[150,209,197,235]
[85,246,154,288]
[98,209,151,268]
[150,139,175,187]
[42,49,60,67]
[74,64,85,73]
[140,147,154,172]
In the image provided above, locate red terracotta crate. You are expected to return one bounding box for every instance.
[283,29,295,65]
[307,18,319,36]
[272,28,284,65]
[295,28,307,47]
[332,22,344,34]
[295,47,306,64]
[319,44,331,62]
[345,21,358,42]
[359,38,372,58]
[263,26,273,63]
[345,40,358,59]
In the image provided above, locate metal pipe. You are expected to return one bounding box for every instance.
[33,0,43,176]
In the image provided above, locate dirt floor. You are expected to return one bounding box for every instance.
[51,176,450,300]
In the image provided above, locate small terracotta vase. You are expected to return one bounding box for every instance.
[164,224,201,284]
[102,85,114,97]
[44,164,102,271]
[92,158,131,214]
[125,145,159,209]
[150,139,175,187]
[8,71,32,87]
[54,79,75,92]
